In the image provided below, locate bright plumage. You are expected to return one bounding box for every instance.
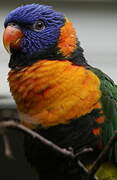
[3,4,117,180]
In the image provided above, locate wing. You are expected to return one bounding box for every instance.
[89,66,117,162]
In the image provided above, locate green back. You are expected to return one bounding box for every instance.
[89,66,117,163]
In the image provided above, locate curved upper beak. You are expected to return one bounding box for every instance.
[3,26,23,54]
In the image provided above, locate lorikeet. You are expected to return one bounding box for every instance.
[3,4,117,180]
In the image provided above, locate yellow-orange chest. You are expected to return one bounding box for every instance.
[8,60,101,128]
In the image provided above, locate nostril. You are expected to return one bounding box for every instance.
[8,22,17,26]
[7,22,20,30]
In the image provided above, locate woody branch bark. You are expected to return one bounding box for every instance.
[0,120,117,180]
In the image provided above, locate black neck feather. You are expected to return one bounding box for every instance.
[9,43,87,70]
[24,109,102,180]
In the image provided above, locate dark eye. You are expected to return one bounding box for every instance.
[33,20,45,32]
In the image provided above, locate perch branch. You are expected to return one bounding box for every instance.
[1,121,117,180]
[2,133,14,159]
[75,147,93,159]
[88,130,117,178]
[0,120,74,158]
[0,120,97,180]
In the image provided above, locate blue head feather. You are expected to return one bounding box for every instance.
[4,4,65,56]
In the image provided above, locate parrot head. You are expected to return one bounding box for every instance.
[3,4,85,70]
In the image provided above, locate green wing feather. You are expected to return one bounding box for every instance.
[89,66,117,163]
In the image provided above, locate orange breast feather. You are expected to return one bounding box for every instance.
[8,60,101,128]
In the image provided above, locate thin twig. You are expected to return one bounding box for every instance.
[88,130,117,178]
[0,120,97,179]
[75,147,93,159]
[2,134,14,159]
[0,120,74,158]
[1,120,117,180]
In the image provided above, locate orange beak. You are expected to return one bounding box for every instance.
[3,26,23,54]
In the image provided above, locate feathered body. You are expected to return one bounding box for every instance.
[3,4,117,180]
[8,60,102,128]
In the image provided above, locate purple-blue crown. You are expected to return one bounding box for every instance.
[4,4,64,27]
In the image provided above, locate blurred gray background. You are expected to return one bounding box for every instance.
[0,0,117,180]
